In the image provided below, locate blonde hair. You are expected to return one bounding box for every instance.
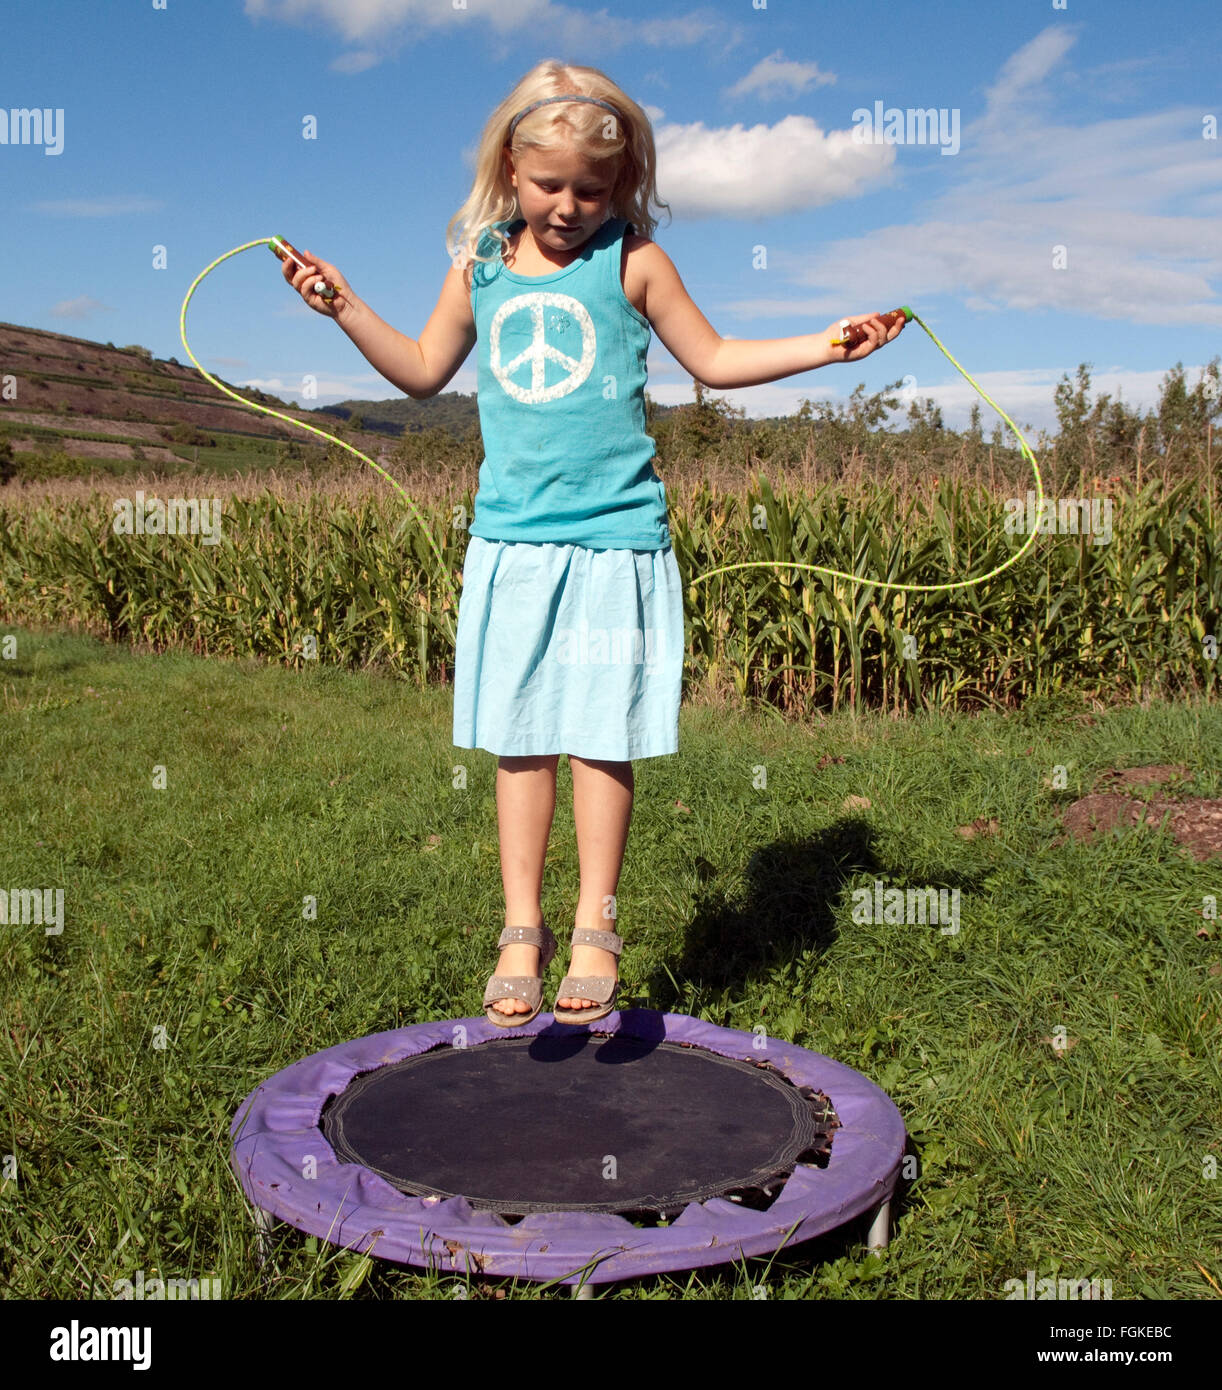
[446,60,671,269]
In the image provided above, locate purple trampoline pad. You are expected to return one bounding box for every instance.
[231,1010,907,1285]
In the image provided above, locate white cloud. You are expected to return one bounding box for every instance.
[49,295,113,320]
[244,0,722,49]
[245,0,454,43]
[656,114,895,217]
[742,209,1222,329]
[635,14,724,46]
[230,377,285,392]
[445,366,478,395]
[234,368,482,406]
[725,50,836,101]
[645,363,1205,438]
[979,24,1078,128]
[719,27,1222,329]
[330,50,382,74]
[240,374,399,404]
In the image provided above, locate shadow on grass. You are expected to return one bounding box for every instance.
[652,816,984,999]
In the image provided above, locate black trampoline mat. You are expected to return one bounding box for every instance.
[321,1034,834,1215]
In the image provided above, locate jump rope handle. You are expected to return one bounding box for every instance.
[830,305,912,351]
[270,235,337,301]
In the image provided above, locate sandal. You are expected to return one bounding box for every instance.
[552,927,624,1025]
[483,924,557,1028]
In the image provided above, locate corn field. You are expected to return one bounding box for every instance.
[1,470,1217,714]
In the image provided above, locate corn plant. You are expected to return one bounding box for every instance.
[2,465,1217,712]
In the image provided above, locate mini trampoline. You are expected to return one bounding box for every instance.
[230,1010,906,1287]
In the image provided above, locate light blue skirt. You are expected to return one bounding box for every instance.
[452,538,685,759]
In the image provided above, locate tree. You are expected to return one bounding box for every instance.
[669,379,745,459]
[1156,359,1222,466]
[906,396,944,432]
[0,430,15,484]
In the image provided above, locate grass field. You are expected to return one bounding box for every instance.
[1,625,1219,1299]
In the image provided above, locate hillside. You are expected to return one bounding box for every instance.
[318,392,479,436]
[0,320,487,478]
[0,320,685,482]
[8,317,1212,497]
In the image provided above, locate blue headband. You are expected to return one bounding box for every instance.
[507,94,621,140]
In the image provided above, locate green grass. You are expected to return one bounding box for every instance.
[1,626,1219,1299]
[11,429,323,483]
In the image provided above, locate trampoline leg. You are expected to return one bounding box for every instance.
[866,1199,891,1251]
[251,1205,276,1268]
[572,1282,596,1300]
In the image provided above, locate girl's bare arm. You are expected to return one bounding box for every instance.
[285,251,476,400]
[630,239,902,389]
[344,262,477,400]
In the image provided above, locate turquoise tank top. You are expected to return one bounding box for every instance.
[467,215,670,551]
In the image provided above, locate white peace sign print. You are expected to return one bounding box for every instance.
[490,291,596,404]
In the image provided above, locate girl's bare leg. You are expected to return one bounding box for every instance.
[491,753,560,1015]
[559,756,634,1011]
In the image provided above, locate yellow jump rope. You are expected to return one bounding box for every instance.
[178,237,1045,632]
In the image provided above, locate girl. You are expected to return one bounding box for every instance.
[283,59,903,1028]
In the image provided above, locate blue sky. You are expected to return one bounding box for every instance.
[4,0,1219,437]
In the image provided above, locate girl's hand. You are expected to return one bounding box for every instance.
[825,311,905,361]
[281,248,356,321]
